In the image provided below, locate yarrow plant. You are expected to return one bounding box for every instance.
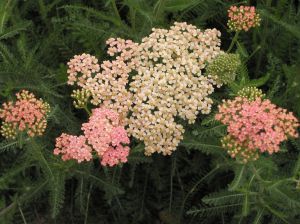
[227,5,261,32]
[0,90,50,139]
[54,107,130,166]
[215,96,299,162]
[65,22,230,156]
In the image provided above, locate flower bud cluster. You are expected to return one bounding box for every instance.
[228,6,261,32]
[205,53,241,86]
[216,96,299,162]
[0,90,50,139]
[71,89,91,109]
[237,86,265,101]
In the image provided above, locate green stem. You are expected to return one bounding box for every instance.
[84,184,92,224]
[245,46,261,63]
[169,155,176,212]
[83,106,91,116]
[18,203,27,224]
[130,8,136,33]
[111,0,122,23]
[227,31,240,53]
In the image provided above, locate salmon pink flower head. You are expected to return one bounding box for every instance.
[54,134,93,163]
[82,107,130,157]
[215,96,299,162]
[0,90,50,139]
[228,5,261,32]
[54,107,130,166]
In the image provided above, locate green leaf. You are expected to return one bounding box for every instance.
[242,193,249,216]
[229,165,246,191]
[61,5,122,26]
[236,41,249,59]
[260,9,300,39]
[247,73,270,87]
[180,135,224,155]
[50,172,65,218]
[253,209,264,224]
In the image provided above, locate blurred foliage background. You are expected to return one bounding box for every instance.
[0,0,300,223]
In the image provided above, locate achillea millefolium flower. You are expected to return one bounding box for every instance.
[54,107,130,167]
[228,5,261,32]
[0,90,50,139]
[216,96,299,162]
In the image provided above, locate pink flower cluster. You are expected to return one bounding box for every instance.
[216,97,299,162]
[54,107,130,166]
[228,6,261,32]
[0,90,50,139]
[54,134,93,163]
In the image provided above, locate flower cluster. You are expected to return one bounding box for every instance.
[0,90,50,139]
[85,58,133,119]
[71,89,91,109]
[54,134,93,163]
[205,53,241,86]
[228,6,261,32]
[54,107,130,166]
[66,22,242,156]
[67,53,100,87]
[67,40,136,119]
[237,86,265,101]
[128,22,222,155]
[216,97,299,162]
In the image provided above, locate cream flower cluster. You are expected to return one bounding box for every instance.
[128,22,222,155]
[67,53,100,87]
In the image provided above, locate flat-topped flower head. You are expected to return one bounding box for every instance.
[128,22,223,155]
[82,107,129,156]
[205,53,241,86]
[101,145,130,167]
[228,6,261,32]
[0,90,50,139]
[54,134,93,163]
[65,22,226,156]
[216,97,299,162]
[54,107,130,166]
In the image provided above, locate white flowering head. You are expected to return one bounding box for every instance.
[128,22,223,155]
